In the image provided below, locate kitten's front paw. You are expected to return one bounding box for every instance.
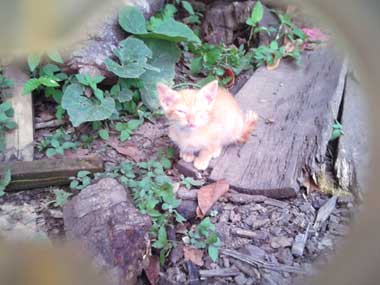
[181,152,195,163]
[194,158,210,170]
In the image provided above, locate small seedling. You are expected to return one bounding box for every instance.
[331,120,344,140]
[0,102,17,152]
[180,174,204,189]
[37,129,78,157]
[114,119,143,142]
[188,217,221,262]
[69,171,92,190]
[75,74,105,102]
[49,189,72,207]
[0,168,11,197]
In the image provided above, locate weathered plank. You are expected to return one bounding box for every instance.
[210,47,346,198]
[0,157,103,191]
[335,72,369,198]
[3,65,34,161]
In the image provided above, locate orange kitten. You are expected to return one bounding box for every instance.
[157,80,257,170]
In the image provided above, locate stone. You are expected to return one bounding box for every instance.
[270,236,293,249]
[235,273,248,285]
[177,200,198,220]
[63,178,151,285]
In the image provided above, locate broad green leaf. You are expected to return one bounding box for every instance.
[120,130,130,142]
[75,74,88,85]
[182,1,194,15]
[191,57,202,74]
[251,1,264,25]
[140,39,181,110]
[41,64,60,76]
[23,79,41,94]
[208,245,219,262]
[115,122,125,131]
[4,120,17,130]
[127,119,142,130]
[27,53,43,72]
[62,83,116,127]
[105,39,158,79]
[0,101,12,112]
[52,189,72,207]
[46,50,64,64]
[98,129,109,140]
[39,76,60,87]
[46,148,57,157]
[118,6,147,34]
[270,40,279,50]
[78,171,91,178]
[143,18,201,44]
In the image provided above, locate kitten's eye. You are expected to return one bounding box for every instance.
[176,109,186,114]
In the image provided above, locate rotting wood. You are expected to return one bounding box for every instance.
[335,72,369,199]
[199,268,240,278]
[221,249,304,274]
[264,198,288,208]
[313,196,337,231]
[35,119,64,130]
[3,65,34,161]
[0,157,103,191]
[209,47,347,199]
[226,192,267,204]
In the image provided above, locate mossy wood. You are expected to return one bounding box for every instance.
[1,157,103,191]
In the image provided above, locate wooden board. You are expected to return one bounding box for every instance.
[335,72,369,198]
[3,65,34,161]
[0,157,103,191]
[209,47,346,198]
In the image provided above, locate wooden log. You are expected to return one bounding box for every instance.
[63,178,152,285]
[209,47,347,199]
[335,72,369,198]
[0,157,103,191]
[3,65,34,161]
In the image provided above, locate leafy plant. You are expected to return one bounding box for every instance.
[188,217,221,262]
[27,50,64,72]
[69,171,92,190]
[49,189,72,207]
[0,167,11,197]
[37,129,78,157]
[61,83,116,127]
[0,102,17,152]
[189,43,252,85]
[0,68,13,98]
[180,175,204,190]
[331,120,344,141]
[114,118,143,142]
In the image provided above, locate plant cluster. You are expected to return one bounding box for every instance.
[37,129,78,157]
[0,167,11,197]
[0,70,16,153]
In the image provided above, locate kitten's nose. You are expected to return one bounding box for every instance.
[186,115,195,128]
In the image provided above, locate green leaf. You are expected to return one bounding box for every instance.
[160,158,171,170]
[208,245,219,262]
[46,148,57,157]
[140,39,181,110]
[39,76,60,87]
[182,1,194,14]
[250,1,264,25]
[41,64,61,76]
[144,18,201,44]
[270,40,279,50]
[99,129,109,140]
[23,79,41,94]
[152,226,168,249]
[70,180,79,189]
[191,57,202,74]
[0,167,11,195]
[127,119,142,130]
[28,53,43,72]
[120,130,131,142]
[118,6,147,34]
[61,83,116,127]
[52,189,72,207]
[46,50,64,64]
[115,122,125,131]
[105,38,157,79]
[78,170,91,178]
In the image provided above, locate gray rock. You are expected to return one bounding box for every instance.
[63,178,151,285]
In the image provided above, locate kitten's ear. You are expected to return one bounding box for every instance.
[198,80,219,105]
[157,83,179,111]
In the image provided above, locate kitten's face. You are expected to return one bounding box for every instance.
[157,81,219,130]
